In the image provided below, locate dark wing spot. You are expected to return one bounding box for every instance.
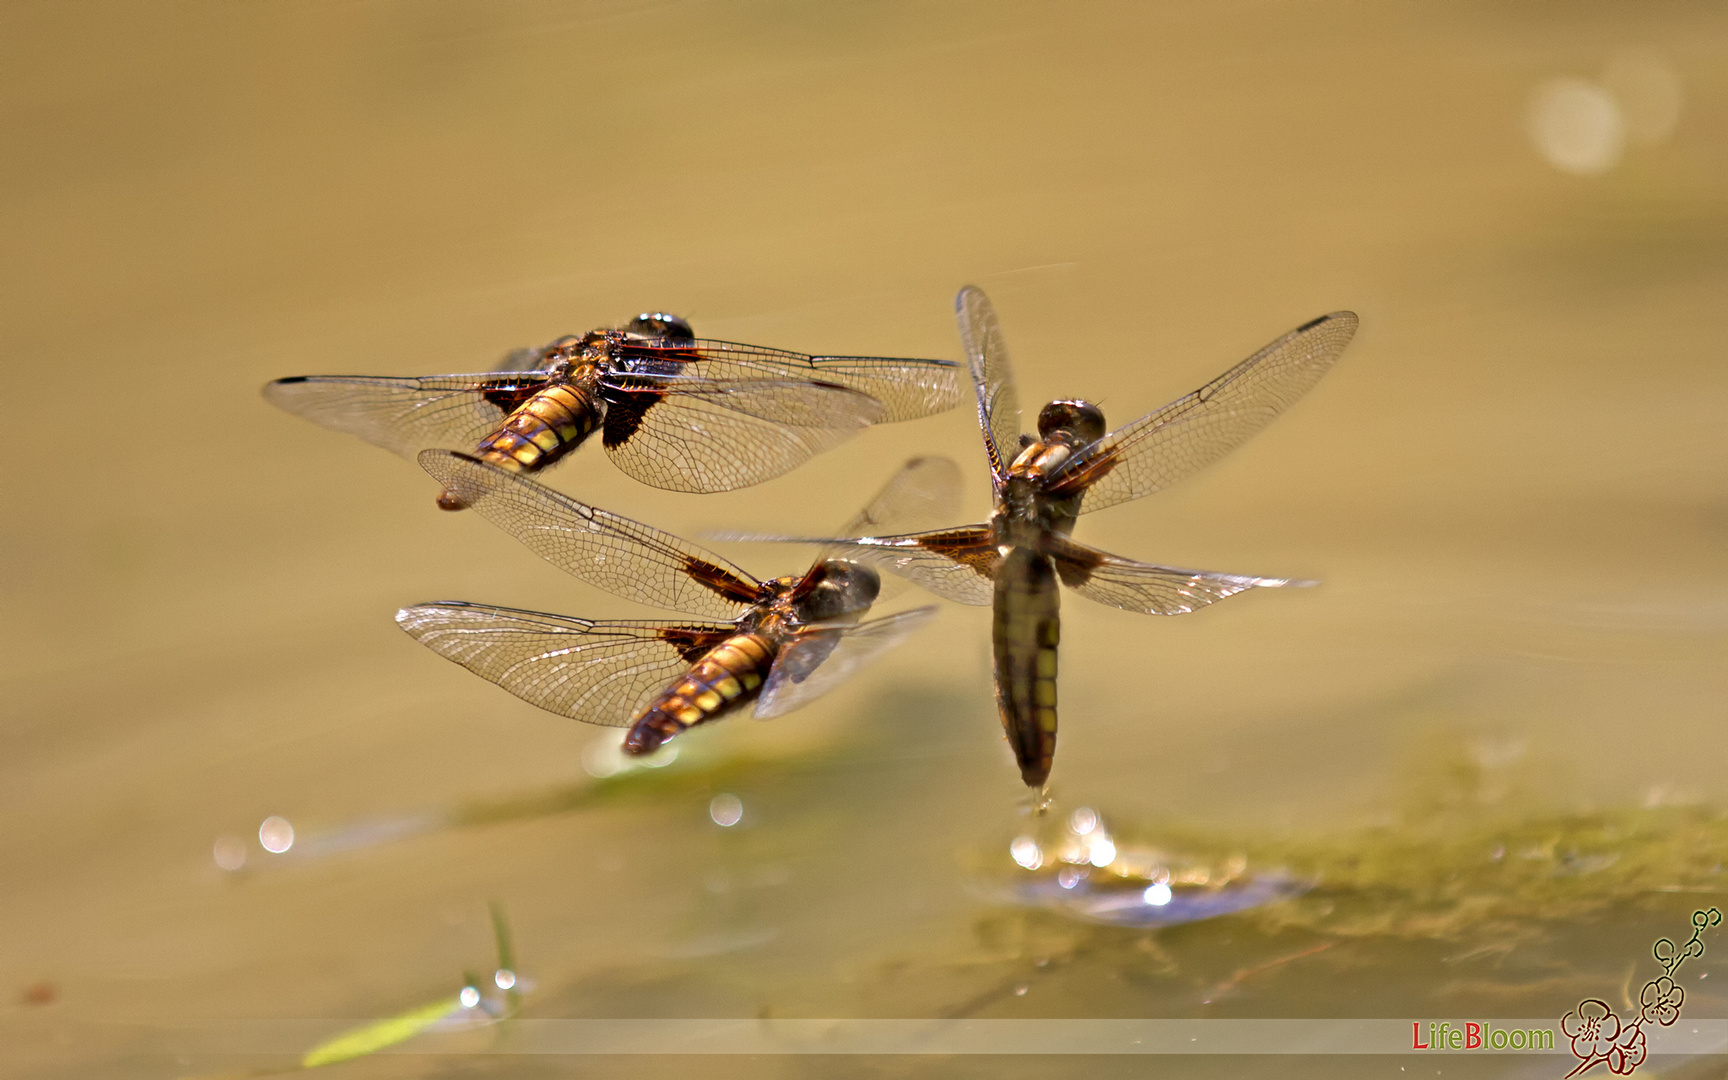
[658,626,734,664]
[479,380,544,415]
[682,556,765,605]
[1049,542,1105,588]
[1295,314,1331,333]
[921,530,1004,580]
[598,378,665,449]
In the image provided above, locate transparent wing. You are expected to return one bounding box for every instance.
[1044,534,1305,615]
[832,456,965,539]
[600,378,881,493]
[1047,311,1359,514]
[615,339,962,422]
[800,526,998,607]
[262,373,552,460]
[420,450,760,621]
[754,607,939,719]
[956,286,1022,489]
[396,603,734,726]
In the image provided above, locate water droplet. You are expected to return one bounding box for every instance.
[494,969,516,990]
[459,986,480,1008]
[258,816,294,854]
[1144,882,1173,906]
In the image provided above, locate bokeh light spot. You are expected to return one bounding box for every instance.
[709,793,743,827]
[1529,77,1625,175]
[212,834,247,871]
[258,816,294,854]
[1009,835,1043,870]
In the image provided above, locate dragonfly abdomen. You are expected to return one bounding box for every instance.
[438,386,603,510]
[992,548,1061,787]
[626,632,775,754]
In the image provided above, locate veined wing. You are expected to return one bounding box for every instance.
[798,525,998,607]
[833,456,965,540]
[396,602,734,726]
[600,377,881,494]
[1046,311,1358,514]
[755,607,938,719]
[614,339,961,422]
[956,286,1022,490]
[420,450,760,621]
[262,372,552,460]
[823,456,967,601]
[1044,534,1306,615]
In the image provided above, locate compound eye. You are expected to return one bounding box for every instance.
[624,312,695,342]
[1036,399,1106,445]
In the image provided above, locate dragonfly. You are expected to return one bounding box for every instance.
[396,452,960,752]
[264,312,960,509]
[748,287,1359,788]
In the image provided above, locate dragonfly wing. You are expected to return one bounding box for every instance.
[420,450,760,621]
[262,373,550,460]
[956,286,1023,489]
[600,377,881,493]
[1048,311,1358,514]
[832,456,966,539]
[808,526,998,607]
[823,456,968,600]
[396,603,735,726]
[617,339,961,422]
[754,607,939,719]
[1045,534,1304,615]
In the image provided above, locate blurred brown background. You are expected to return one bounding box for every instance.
[3,2,1726,1076]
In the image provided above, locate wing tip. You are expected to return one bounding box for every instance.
[1296,310,1358,333]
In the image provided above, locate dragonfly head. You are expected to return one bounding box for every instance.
[1036,399,1106,448]
[792,559,881,622]
[623,312,695,342]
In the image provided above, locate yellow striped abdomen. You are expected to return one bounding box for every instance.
[437,385,603,510]
[992,547,1061,787]
[626,633,776,754]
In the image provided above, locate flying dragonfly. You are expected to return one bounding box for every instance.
[748,287,1359,788]
[396,453,960,752]
[264,312,960,509]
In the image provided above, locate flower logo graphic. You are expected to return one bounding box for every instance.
[1563,908,1718,1077]
[1638,977,1683,1026]
[1561,1001,1645,1076]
